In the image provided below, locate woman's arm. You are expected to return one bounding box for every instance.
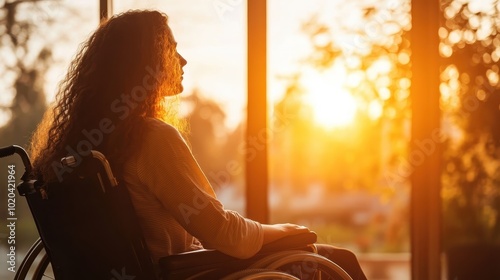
[135,119,264,258]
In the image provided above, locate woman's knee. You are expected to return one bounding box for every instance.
[316,244,358,263]
[315,244,367,280]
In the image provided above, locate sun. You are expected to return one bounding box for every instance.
[306,89,357,128]
[301,66,358,129]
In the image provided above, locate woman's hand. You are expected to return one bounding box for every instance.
[262,223,310,244]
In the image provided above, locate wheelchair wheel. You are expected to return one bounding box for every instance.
[249,250,353,280]
[221,268,300,280]
[14,238,54,280]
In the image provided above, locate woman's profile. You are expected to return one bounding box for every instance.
[29,10,367,280]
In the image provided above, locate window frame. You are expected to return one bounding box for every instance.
[100,1,443,278]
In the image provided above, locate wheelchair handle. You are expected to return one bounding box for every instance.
[0,145,16,158]
[0,145,32,180]
[61,150,118,187]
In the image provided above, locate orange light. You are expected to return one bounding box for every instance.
[301,66,357,129]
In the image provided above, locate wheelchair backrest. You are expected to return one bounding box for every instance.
[21,151,158,280]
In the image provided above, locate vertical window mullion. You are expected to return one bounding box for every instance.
[99,0,112,21]
[410,0,442,279]
[246,0,268,223]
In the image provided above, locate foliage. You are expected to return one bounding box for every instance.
[182,90,245,192]
[0,0,68,251]
[0,0,56,147]
[269,0,412,252]
[440,0,500,248]
[271,1,411,194]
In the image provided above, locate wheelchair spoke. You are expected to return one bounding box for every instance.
[15,239,44,280]
[265,251,353,280]
[33,252,50,280]
[14,239,55,280]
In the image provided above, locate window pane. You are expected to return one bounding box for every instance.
[440,1,500,279]
[0,1,98,277]
[268,1,411,279]
[114,1,248,213]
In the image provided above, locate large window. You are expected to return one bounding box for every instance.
[268,1,412,279]
[5,1,497,279]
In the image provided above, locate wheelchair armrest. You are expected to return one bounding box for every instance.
[159,231,317,273]
[259,231,317,253]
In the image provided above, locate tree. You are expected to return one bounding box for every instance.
[440,0,500,249]
[268,1,412,252]
[0,0,56,147]
[0,0,69,250]
[271,1,412,194]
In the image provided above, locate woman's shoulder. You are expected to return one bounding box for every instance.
[138,117,188,148]
[141,118,182,138]
[134,117,190,160]
[142,117,177,131]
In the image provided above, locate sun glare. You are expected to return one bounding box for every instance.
[301,66,358,129]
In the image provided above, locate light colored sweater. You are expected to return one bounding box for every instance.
[122,118,263,263]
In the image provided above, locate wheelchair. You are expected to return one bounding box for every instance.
[1,145,353,280]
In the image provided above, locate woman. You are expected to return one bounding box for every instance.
[30,10,366,279]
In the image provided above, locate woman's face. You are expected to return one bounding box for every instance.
[175,50,187,94]
[166,23,187,95]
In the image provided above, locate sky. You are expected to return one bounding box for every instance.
[14,0,484,132]
[18,0,248,128]
[2,0,369,128]
[2,0,494,128]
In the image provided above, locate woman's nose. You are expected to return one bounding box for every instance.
[179,54,187,66]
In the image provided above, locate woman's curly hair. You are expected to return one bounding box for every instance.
[30,10,186,181]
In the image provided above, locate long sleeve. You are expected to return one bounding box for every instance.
[125,118,263,260]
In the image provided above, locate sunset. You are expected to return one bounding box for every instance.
[301,66,359,129]
[1,0,499,279]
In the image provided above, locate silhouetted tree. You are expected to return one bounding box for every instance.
[0,0,56,147]
[440,0,500,248]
